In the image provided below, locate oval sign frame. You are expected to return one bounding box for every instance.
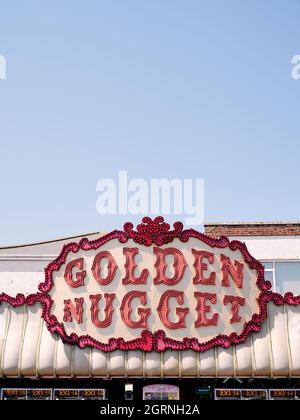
[1,217,300,352]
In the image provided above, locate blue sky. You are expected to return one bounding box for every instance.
[0,1,299,245]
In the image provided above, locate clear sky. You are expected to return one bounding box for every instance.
[0,0,299,245]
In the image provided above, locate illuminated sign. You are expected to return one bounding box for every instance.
[2,389,27,400]
[1,389,52,400]
[53,389,105,400]
[241,390,267,400]
[79,389,105,400]
[215,389,241,400]
[1,217,299,352]
[27,389,52,400]
[54,389,79,400]
[269,389,300,400]
[215,389,268,400]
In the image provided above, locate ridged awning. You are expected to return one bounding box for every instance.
[0,301,299,378]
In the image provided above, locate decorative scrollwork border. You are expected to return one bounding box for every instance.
[1,217,299,352]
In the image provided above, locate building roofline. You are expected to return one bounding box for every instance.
[2,221,300,248]
[204,221,300,237]
[0,232,101,250]
[204,221,300,226]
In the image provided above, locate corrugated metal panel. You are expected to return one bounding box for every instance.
[0,301,299,378]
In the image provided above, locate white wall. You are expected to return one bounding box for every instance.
[234,236,300,261]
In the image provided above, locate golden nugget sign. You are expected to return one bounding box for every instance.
[1,217,283,352]
[33,217,274,352]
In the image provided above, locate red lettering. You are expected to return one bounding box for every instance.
[154,247,186,285]
[63,298,84,323]
[194,292,219,327]
[64,258,86,288]
[157,290,189,329]
[59,247,252,334]
[223,295,245,323]
[122,247,149,284]
[89,293,116,328]
[192,249,216,285]
[120,291,150,328]
[220,254,244,289]
[91,251,118,285]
